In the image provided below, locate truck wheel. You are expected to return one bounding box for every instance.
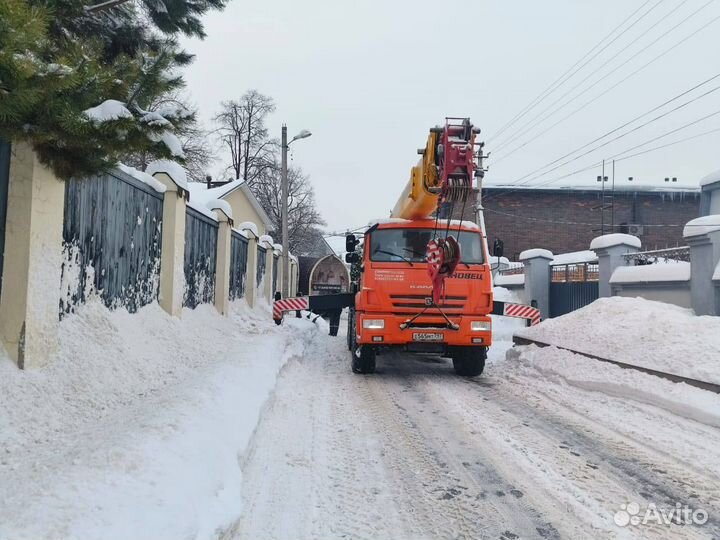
[452,347,487,377]
[347,309,356,351]
[351,345,376,374]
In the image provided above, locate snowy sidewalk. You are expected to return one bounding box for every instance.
[0,300,319,540]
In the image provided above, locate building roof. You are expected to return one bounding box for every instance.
[187,180,273,229]
[483,181,700,194]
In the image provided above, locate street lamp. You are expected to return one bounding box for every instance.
[281,125,312,298]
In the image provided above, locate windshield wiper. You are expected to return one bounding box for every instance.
[373,248,414,267]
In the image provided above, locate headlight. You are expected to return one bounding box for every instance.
[363,319,385,329]
[470,320,491,331]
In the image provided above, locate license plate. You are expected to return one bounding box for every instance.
[412,332,444,342]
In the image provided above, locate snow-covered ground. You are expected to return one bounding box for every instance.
[3,290,720,540]
[515,296,720,384]
[0,299,319,540]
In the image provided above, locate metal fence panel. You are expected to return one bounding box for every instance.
[272,254,279,295]
[183,206,218,308]
[0,140,10,298]
[61,169,164,315]
[229,231,249,300]
[549,263,599,317]
[257,245,267,288]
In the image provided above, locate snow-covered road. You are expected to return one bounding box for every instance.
[227,322,720,540]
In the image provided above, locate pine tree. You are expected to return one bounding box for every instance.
[0,0,226,178]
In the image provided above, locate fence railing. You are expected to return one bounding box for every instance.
[551,262,599,283]
[622,246,690,265]
[499,265,524,276]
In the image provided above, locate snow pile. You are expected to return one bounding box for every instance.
[272,243,283,253]
[683,214,720,238]
[83,100,133,124]
[146,159,189,190]
[149,131,185,159]
[589,233,641,250]
[551,250,597,265]
[206,198,233,220]
[237,221,259,237]
[508,345,720,429]
[0,299,320,540]
[519,248,553,261]
[116,163,167,193]
[610,261,690,283]
[515,296,720,384]
[259,234,274,245]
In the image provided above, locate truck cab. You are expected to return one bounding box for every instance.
[346,218,493,376]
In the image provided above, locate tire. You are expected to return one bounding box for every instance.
[351,344,376,374]
[452,347,487,377]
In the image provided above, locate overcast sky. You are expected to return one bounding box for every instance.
[181,0,720,232]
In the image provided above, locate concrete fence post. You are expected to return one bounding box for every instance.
[241,227,258,308]
[684,215,720,316]
[212,206,233,316]
[0,143,65,369]
[154,171,187,318]
[590,234,641,298]
[262,241,274,303]
[519,249,553,319]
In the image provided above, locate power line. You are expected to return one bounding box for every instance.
[490,78,720,191]
[487,0,658,143]
[482,122,720,204]
[500,71,720,186]
[492,0,701,153]
[491,8,720,165]
[483,207,719,228]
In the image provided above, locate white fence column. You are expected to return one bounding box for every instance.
[0,143,65,369]
[155,171,187,317]
[684,215,720,316]
[519,249,553,319]
[590,234,641,298]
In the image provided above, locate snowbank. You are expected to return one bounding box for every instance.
[0,299,320,540]
[610,261,690,283]
[508,345,720,429]
[515,296,720,384]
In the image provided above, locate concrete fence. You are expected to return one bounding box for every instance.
[0,143,298,369]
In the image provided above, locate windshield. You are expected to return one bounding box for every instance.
[369,228,485,264]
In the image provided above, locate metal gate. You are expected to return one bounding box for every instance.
[256,245,267,287]
[549,262,599,318]
[272,253,279,294]
[0,140,10,298]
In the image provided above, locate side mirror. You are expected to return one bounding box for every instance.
[345,252,360,263]
[492,239,504,257]
[345,234,358,253]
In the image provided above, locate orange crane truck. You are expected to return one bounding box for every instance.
[272,118,540,376]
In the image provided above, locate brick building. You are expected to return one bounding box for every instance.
[467,185,701,261]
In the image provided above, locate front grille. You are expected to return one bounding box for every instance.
[390,294,467,313]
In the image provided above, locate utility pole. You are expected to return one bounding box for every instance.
[280,126,312,298]
[281,125,289,298]
[601,160,605,236]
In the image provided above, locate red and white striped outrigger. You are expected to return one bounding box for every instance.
[492,301,541,326]
[272,296,310,321]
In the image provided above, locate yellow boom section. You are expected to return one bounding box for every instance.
[391,131,440,219]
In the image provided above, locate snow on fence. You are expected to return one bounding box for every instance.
[183,206,218,309]
[60,168,163,315]
[229,230,249,300]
